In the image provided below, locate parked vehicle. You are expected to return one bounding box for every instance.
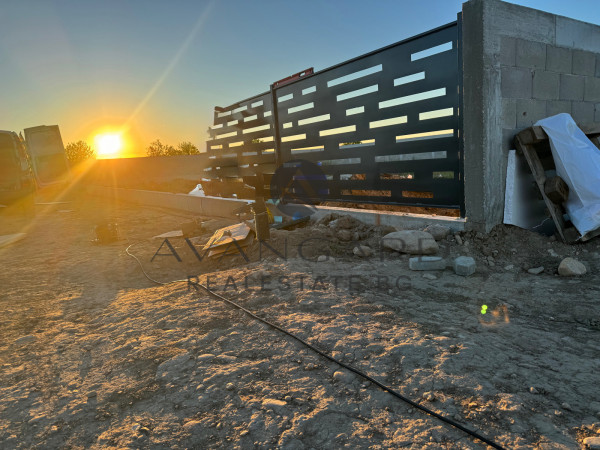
[0,130,36,210]
[23,125,70,187]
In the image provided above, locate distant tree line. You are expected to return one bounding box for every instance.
[146,140,200,157]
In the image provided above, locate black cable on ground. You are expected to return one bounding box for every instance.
[125,243,506,450]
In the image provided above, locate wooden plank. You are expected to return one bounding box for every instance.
[544,176,569,204]
[515,126,547,146]
[514,134,571,243]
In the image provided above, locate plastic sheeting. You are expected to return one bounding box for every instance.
[535,113,600,236]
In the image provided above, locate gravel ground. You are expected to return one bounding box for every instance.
[1,195,600,449]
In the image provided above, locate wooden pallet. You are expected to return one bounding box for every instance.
[514,124,600,244]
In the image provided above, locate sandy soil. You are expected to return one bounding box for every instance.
[1,195,599,449]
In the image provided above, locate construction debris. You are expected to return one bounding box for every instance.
[453,256,476,276]
[203,222,254,258]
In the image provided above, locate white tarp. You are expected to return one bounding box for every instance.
[504,149,555,234]
[535,113,600,236]
[188,184,205,197]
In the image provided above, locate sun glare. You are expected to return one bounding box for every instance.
[94,133,123,158]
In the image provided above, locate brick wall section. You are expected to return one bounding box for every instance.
[500,38,600,150]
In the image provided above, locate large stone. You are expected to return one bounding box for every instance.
[15,335,36,345]
[382,230,438,255]
[423,224,451,241]
[453,256,476,276]
[558,257,587,276]
[409,256,446,271]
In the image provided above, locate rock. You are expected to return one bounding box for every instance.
[423,224,450,241]
[422,392,436,402]
[262,398,286,410]
[560,402,573,411]
[527,266,544,275]
[547,248,559,257]
[353,245,373,257]
[15,335,36,345]
[504,264,514,271]
[382,230,438,255]
[453,256,476,276]
[332,371,355,383]
[454,234,463,245]
[196,354,215,362]
[317,255,334,262]
[529,387,539,394]
[337,229,353,241]
[422,273,438,280]
[583,437,600,449]
[409,256,446,271]
[225,383,235,391]
[558,257,587,276]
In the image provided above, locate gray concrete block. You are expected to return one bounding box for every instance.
[557,17,600,53]
[559,74,585,101]
[572,50,597,76]
[584,77,600,102]
[502,98,517,129]
[501,67,532,99]
[546,100,571,117]
[516,39,546,70]
[533,70,559,100]
[516,99,547,127]
[409,256,446,271]
[502,127,525,151]
[572,102,596,124]
[500,36,517,67]
[453,256,476,277]
[546,46,572,73]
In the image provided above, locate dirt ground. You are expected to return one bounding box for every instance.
[1,194,599,449]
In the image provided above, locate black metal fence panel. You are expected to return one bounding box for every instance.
[205,20,462,211]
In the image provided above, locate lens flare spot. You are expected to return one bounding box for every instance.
[481,304,488,315]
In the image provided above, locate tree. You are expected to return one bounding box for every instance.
[65,140,95,165]
[147,139,199,156]
[146,139,175,157]
[177,141,199,155]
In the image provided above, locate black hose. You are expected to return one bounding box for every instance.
[126,243,506,449]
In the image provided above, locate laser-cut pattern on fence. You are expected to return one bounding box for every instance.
[205,20,463,211]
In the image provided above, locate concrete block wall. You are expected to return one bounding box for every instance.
[462,0,600,232]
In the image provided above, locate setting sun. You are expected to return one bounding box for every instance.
[94,133,123,158]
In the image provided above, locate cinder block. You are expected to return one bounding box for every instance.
[546,100,571,117]
[501,67,532,99]
[546,46,572,73]
[584,77,600,102]
[502,98,517,129]
[572,50,596,76]
[502,127,524,151]
[409,256,447,271]
[559,74,585,101]
[571,102,595,125]
[533,70,559,100]
[500,37,517,67]
[516,39,546,70]
[453,256,476,277]
[516,99,547,127]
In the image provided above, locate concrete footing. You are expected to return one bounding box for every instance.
[88,186,466,231]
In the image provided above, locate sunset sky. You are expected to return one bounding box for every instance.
[1,0,598,158]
